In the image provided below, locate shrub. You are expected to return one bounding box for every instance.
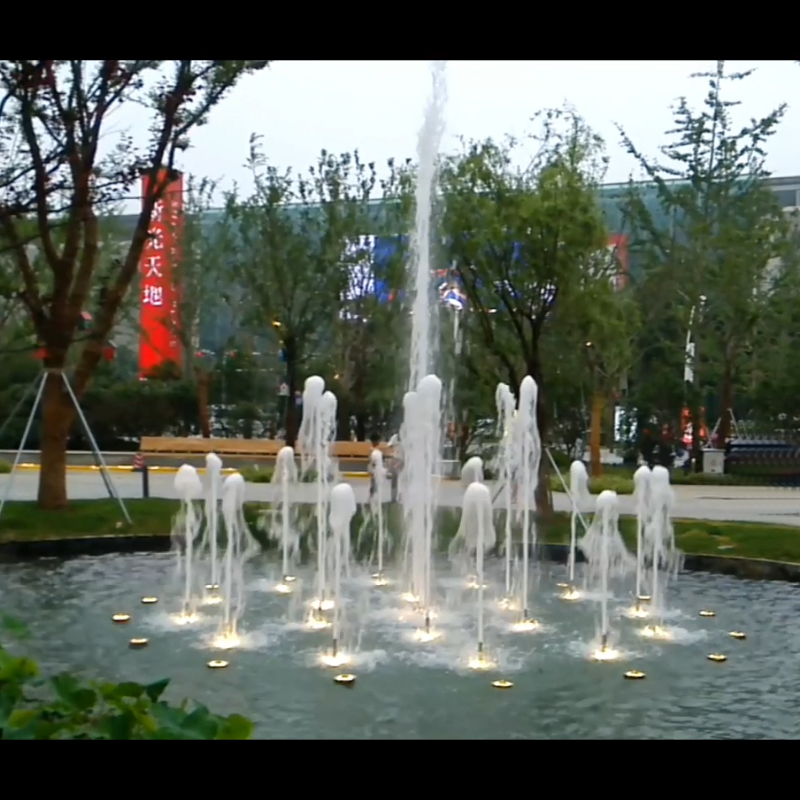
[0,460,10,475]
[549,474,634,495]
[240,466,274,483]
[0,615,254,740]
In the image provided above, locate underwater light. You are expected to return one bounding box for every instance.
[112,614,131,623]
[205,584,220,592]
[333,673,356,686]
[699,610,715,617]
[400,592,419,604]
[510,619,539,633]
[306,614,331,630]
[497,598,519,611]
[207,660,229,669]
[641,625,671,640]
[310,598,335,611]
[129,638,148,649]
[637,594,651,603]
[624,670,646,680]
[707,653,727,663]
[591,647,619,662]
[372,573,390,587]
[560,587,581,601]
[491,679,514,689]
[556,582,569,589]
[320,652,350,668]
[284,575,297,583]
[627,606,649,619]
[274,583,291,594]
[141,597,158,605]
[468,654,495,670]
[413,629,441,643]
[173,612,199,625]
[212,631,240,650]
[729,631,746,640]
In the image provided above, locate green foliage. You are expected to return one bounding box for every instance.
[0,616,253,740]
[0,459,10,474]
[439,107,609,431]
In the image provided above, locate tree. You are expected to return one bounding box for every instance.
[439,108,610,504]
[618,60,791,462]
[0,60,269,508]
[223,140,410,445]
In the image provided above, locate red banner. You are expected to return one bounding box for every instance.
[139,170,183,378]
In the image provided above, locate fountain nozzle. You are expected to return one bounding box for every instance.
[424,610,431,635]
[478,641,484,655]
[331,638,338,659]
[600,632,608,650]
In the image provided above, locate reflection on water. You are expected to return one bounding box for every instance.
[1,552,799,739]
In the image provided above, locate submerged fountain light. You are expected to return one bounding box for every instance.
[320,651,351,668]
[129,638,148,649]
[637,595,652,602]
[560,586,581,601]
[207,660,229,669]
[311,598,335,612]
[401,592,420,604]
[141,597,158,605]
[510,619,540,633]
[468,652,496,670]
[112,613,131,623]
[699,610,715,617]
[371,573,390,587]
[591,646,620,662]
[333,673,356,687]
[624,670,646,680]
[413,628,441,642]
[173,612,199,625]
[274,582,292,594]
[730,631,746,640]
[491,679,514,689]
[707,653,727,662]
[306,613,331,631]
[212,630,241,650]
[626,605,649,619]
[498,598,520,612]
[641,624,672,640]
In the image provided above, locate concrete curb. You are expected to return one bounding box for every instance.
[1,533,798,583]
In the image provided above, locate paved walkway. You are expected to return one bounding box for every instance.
[1,472,798,527]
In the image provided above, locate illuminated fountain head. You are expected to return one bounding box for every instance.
[172,464,203,622]
[569,460,589,502]
[563,458,590,596]
[271,446,299,591]
[630,464,653,615]
[580,490,634,660]
[460,456,484,487]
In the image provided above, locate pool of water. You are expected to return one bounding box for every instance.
[1,553,799,739]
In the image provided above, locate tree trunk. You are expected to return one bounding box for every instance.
[355,412,367,442]
[284,358,299,448]
[589,389,604,478]
[196,369,211,438]
[717,361,733,446]
[37,372,76,509]
[337,401,350,442]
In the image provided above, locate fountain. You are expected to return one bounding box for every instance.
[214,472,253,649]
[495,383,518,606]
[450,482,496,668]
[512,375,541,630]
[298,376,338,615]
[271,446,299,592]
[321,482,357,668]
[203,452,223,602]
[460,456,483,487]
[640,465,682,639]
[579,490,634,660]
[565,460,589,596]
[368,446,389,586]
[631,464,652,616]
[173,464,203,623]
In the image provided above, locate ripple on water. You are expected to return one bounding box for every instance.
[1,554,800,739]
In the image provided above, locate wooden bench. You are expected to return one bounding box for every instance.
[140,437,285,461]
[139,437,395,465]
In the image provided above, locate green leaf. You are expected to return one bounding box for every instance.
[0,615,30,639]
[0,653,38,682]
[144,678,170,702]
[98,710,136,740]
[3,709,39,739]
[110,682,145,700]
[216,713,254,740]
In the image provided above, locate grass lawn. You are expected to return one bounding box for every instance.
[1,498,799,565]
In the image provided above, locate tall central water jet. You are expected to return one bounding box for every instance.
[495,383,518,604]
[514,376,541,627]
[323,482,357,668]
[450,481,496,667]
[368,446,388,584]
[579,490,633,659]
[407,60,447,390]
[567,460,589,590]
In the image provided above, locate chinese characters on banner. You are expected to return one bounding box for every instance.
[139,170,184,378]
